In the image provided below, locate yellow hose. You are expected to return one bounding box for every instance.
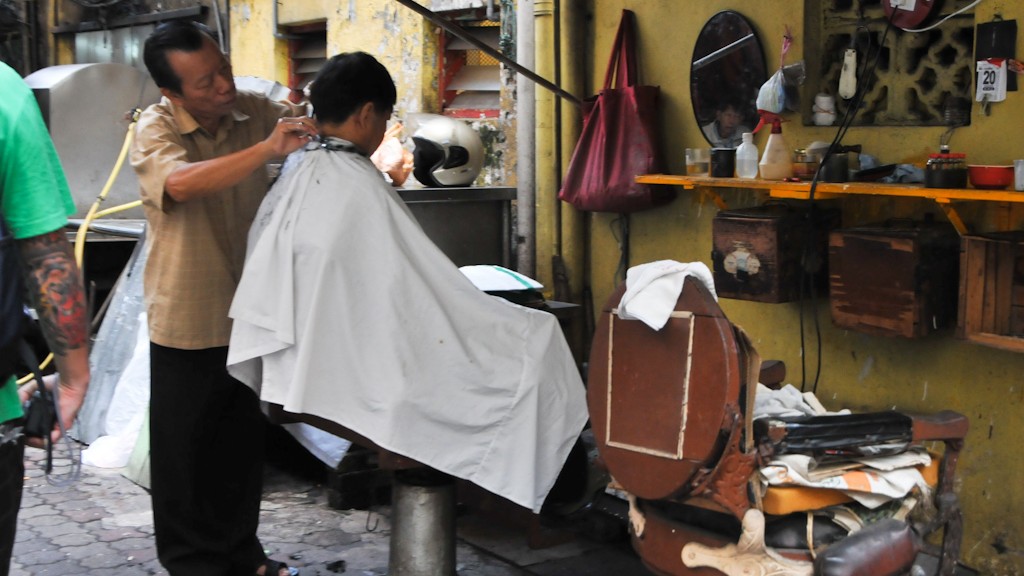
[17,112,139,386]
[92,200,142,219]
[74,118,137,264]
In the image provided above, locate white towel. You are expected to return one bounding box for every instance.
[617,260,717,330]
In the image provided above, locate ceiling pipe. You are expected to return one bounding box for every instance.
[393,0,580,108]
[212,0,227,53]
[273,0,302,40]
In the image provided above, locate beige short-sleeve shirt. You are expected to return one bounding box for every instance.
[130,90,300,349]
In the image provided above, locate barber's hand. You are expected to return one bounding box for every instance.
[266,116,318,157]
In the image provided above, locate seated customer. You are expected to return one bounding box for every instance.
[227,52,588,513]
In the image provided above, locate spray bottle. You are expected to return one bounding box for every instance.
[758,113,792,180]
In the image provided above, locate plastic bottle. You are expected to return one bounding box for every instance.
[735,132,759,178]
[758,116,793,180]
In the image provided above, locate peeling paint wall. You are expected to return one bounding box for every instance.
[579,2,1024,573]
[230,0,510,188]
[229,0,286,82]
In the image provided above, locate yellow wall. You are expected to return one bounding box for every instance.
[580,2,1024,574]
[230,0,527,186]
[230,0,438,121]
[228,0,1021,571]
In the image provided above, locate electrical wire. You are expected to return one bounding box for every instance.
[66,0,125,9]
[800,0,977,390]
[901,0,983,33]
[610,215,630,288]
[798,8,899,394]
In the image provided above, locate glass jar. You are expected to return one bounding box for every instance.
[792,148,819,180]
[924,147,968,188]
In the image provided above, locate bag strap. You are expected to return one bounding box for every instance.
[603,9,639,90]
[0,214,26,381]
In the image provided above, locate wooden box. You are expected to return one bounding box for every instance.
[829,220,960,338]
[958,232,1024,352]
[711,203,840,303]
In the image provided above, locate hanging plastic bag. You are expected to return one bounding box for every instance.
[754,28,797,133]
[756,69,786,115]
[371,123,415,186]
[757,27,794,115]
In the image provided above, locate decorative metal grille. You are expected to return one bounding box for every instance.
[803,0,975,127]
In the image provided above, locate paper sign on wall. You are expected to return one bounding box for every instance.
[977,58,1007,102]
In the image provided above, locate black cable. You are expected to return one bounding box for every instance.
[67,0,125,9]
[609,215,630,288]
[798,242,808,391]
[798,9,898,393]
[809,10,897,204]
[809,252,823,396]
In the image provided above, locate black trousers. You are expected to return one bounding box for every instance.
[0,420,24,576]
[149,344,268,576]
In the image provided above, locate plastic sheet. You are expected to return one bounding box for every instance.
[74,232,148,444]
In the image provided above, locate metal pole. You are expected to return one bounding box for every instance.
[517,0,536,277]
[392,0,580,108]
[388,469,457,576]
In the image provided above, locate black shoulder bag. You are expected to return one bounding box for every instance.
[0,216,27,380]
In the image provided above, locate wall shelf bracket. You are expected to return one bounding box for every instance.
[934,198,969,236]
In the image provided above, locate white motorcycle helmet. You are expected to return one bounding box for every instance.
[412,115,484,187]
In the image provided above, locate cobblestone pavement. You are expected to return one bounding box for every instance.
[11,443,651,576]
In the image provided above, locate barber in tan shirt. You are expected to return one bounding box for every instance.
[130,20,315,576]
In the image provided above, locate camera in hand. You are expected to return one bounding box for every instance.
[23,389,56,438]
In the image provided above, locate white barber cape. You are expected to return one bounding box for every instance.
[227,138,588,512]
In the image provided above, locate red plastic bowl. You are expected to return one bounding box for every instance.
[968,165,1014,190]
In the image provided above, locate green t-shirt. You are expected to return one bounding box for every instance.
[0,62,76,423]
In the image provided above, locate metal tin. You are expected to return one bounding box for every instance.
[925,148,967,188]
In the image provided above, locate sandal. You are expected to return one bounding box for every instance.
[259,559,299,576]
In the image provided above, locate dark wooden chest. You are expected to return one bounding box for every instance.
[711,203,840,303]
[829,219,960,338]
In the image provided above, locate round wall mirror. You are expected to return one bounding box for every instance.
[691,11,766,148]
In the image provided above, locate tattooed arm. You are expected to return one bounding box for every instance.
[16,229,90,444]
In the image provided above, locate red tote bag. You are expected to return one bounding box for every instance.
[558,10,671,213]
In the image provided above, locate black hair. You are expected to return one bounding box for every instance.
[143,20,216,93]
[309,52,396,124]
[716,98,742,113]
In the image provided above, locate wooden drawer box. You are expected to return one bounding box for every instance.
[958,232,1024,352]
[829,220,960,338]
[711,203,840,303]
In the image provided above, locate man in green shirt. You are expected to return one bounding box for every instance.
[0,61,91,576]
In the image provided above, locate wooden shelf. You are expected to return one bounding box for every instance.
[638,174,1024,352]
[636,174,1024,234]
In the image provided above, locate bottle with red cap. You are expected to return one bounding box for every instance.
[758,114,792,180]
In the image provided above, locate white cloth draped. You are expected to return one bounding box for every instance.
[617,260,717,330]
[227,140,587,512]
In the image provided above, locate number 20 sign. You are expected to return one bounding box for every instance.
[977,58,1007,103]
